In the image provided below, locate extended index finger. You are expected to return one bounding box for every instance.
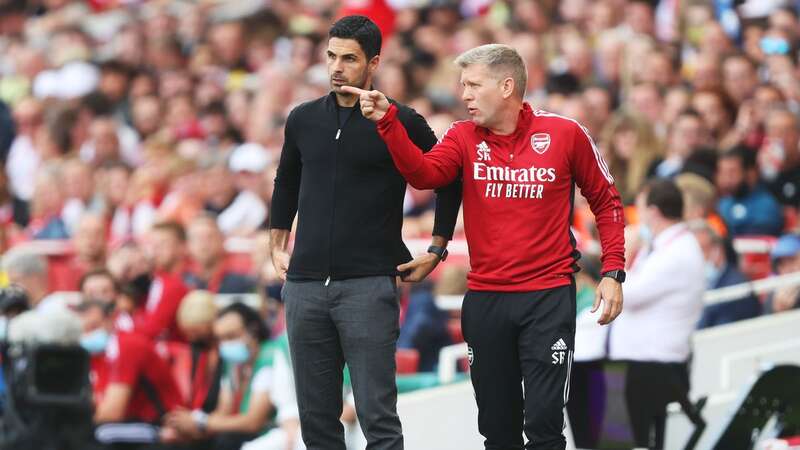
[340,85,369,96]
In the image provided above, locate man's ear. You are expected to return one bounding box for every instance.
[502,77,515,99]
[368,54,381,74]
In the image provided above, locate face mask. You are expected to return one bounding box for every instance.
[760,139,786,181]
[220,339,250,365]
[639,224,653,243]
[704,263,721,286]
[80,329,110,355]
[760,37,790,55]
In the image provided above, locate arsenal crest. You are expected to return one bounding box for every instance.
[531,133,551,154]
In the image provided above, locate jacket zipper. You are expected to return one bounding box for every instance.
[326,103,357,286]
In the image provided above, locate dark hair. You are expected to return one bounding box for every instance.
[100,59,133,78]
[200,100,227,117]
[329,15,382,60]
[645,179,684,220]
[81,91,114,116]
[79,269,119,294]
[720,145,757,171]
[218,302,270,343]
[152,221,187,242]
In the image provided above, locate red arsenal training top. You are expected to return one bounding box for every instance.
[376,102,625,292]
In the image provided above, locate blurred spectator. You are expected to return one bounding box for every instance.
[164,302,302,450]
[26,162,70,239]
[600,112,662,204]
[61,159,100,234]
[675,173,727,237]
[764,233,800,314]
[185,215,255,294]
[175,290,221,414]
[138,221,190,341]
[0,167,18,251]
[1,249,58,311]
[762,108,800,206]
[218,143,270,236]
[716,146,784,236]
[106,162,157,243]
[6,97,44,204]
[79,268,118,303]
[650,109,709,179]
[691,89,736,146]
[722,54,759,108]
[689,220,761,328]
[610,179,705,449]
[0,99,13,162]
[76,298,184,425]
[81,115,121,167]
[74,213,108,268]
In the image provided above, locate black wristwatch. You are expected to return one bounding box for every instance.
[602,269,626,283]
[427,245,449,262]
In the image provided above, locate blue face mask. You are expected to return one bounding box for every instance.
[704,263,721,287]
[80,329,110,355]
[639,224,653,243]
[220,340,251,365]
[761,37,790,55]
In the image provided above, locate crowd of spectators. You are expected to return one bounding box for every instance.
[0,0,800,447]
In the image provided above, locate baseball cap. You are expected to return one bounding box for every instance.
[771,234,800,260]
[228,143,271,173]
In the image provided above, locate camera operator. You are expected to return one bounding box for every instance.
[76,297,186,449]
[1,307,93,450]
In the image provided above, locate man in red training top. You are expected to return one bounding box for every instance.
[344,44,625,450]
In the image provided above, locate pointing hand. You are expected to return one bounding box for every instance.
[340,86,389,121]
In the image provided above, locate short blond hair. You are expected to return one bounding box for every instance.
[177,290,218,327]
[454,44,528,99]
[675,173,716,215]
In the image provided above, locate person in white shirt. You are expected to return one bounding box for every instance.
[610,178,705,449]
[217,143,270,236]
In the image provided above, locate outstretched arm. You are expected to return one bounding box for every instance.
[341,86,462,189]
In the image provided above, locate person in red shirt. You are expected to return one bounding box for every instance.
[139,221,191,341]
[184,215,255,294]
[345,44,625,450]
[77,298,184,426]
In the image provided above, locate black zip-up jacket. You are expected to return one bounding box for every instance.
[270,92,462,281]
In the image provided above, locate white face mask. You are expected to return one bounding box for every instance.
[760,139,786,181]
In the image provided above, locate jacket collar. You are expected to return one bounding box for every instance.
[476,102,534,141]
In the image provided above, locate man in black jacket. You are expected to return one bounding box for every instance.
[268,15,461,450]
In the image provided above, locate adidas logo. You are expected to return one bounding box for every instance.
[551,338,568,351]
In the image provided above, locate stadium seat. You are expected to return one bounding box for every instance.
[395,349,420,374]
[447,318,463,343]
[734,235,778,280]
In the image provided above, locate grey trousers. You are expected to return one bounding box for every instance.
[283,276,403,450]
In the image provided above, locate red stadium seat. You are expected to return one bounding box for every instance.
[734,236,777,280]
[395,349,420,374]
[447,318,463,343]
[225,252,254,274]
